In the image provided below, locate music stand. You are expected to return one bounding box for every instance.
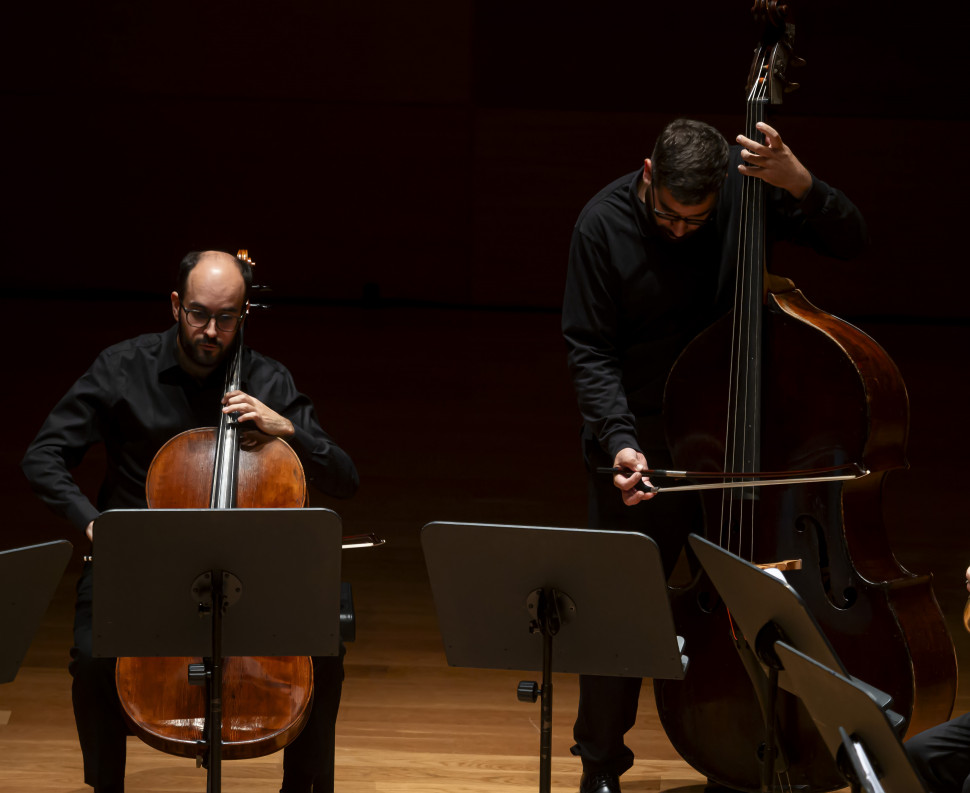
[1,540,73,684]
[421,522,686,793]
[92,508,343,793]
[774,642,926,793]
[686,534,897,708]
[687,534,902,791]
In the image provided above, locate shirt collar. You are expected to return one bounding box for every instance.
[158,324,183,376]
[630,167,658,240]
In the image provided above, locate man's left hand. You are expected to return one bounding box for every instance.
[222,390,295,438]
[736,122,812,200]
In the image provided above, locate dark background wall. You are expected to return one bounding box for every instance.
[3,1,969,563]
[5,0,968,319]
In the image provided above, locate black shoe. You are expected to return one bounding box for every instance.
[579,771,621,793]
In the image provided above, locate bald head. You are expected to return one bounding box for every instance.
[177,250,252,303]
[199,250,239,268]
[186,253,247,311]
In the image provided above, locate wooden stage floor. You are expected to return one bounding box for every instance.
[2,300,968,793]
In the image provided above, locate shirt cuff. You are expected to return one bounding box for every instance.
[67,501,100,536]
[794,174,828,216]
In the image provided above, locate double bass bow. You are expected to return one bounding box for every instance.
[650,5,956,791]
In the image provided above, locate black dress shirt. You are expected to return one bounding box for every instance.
[22,324,358,533]
[562,145,868,459]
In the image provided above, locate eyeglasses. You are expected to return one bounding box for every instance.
[179,300,244,332]
[650,183,715,228]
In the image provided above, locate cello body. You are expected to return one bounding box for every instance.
[653,286,957,791]
[114,426,314,760]
[144,427,307,510]
[116,654,313,760]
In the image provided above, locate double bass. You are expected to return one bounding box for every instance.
[651,5,956,791]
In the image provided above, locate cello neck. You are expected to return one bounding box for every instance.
[210,330,244,509]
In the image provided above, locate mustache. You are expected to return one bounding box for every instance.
[192,338,224,355]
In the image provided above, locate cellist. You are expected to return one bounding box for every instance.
[561,118,867,793]
[21,250,359,793]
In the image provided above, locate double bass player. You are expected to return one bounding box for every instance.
[561,117,867,793]
[21,250,358,793]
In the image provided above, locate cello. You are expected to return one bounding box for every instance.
[113,252,369,775]
[651,5,956,791]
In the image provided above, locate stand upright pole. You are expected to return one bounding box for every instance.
[761,664,779,793]
[207,569,224,793]
[539,628,553,793]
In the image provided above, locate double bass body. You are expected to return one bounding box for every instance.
[647,7,955,788]
[653,285,957,791]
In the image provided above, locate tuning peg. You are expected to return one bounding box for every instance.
[791,56,806,69]
[784,81,801,93]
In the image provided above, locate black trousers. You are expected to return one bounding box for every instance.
[906,711,970,793]
[70,563,344,793]
[571,423,701,776]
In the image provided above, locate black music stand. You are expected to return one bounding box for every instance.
[687,534,901,792]
[92,508,343,793]
[1,540,73,684]
[687,534,897,707]
[421,522,686,793]
[774,642,926,793]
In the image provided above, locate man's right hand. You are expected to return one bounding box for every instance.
[612,447,656,505]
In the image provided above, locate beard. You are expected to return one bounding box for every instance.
[176,320,232,370]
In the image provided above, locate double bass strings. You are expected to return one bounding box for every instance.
[737,44,799,793]
[723,47,771,561]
